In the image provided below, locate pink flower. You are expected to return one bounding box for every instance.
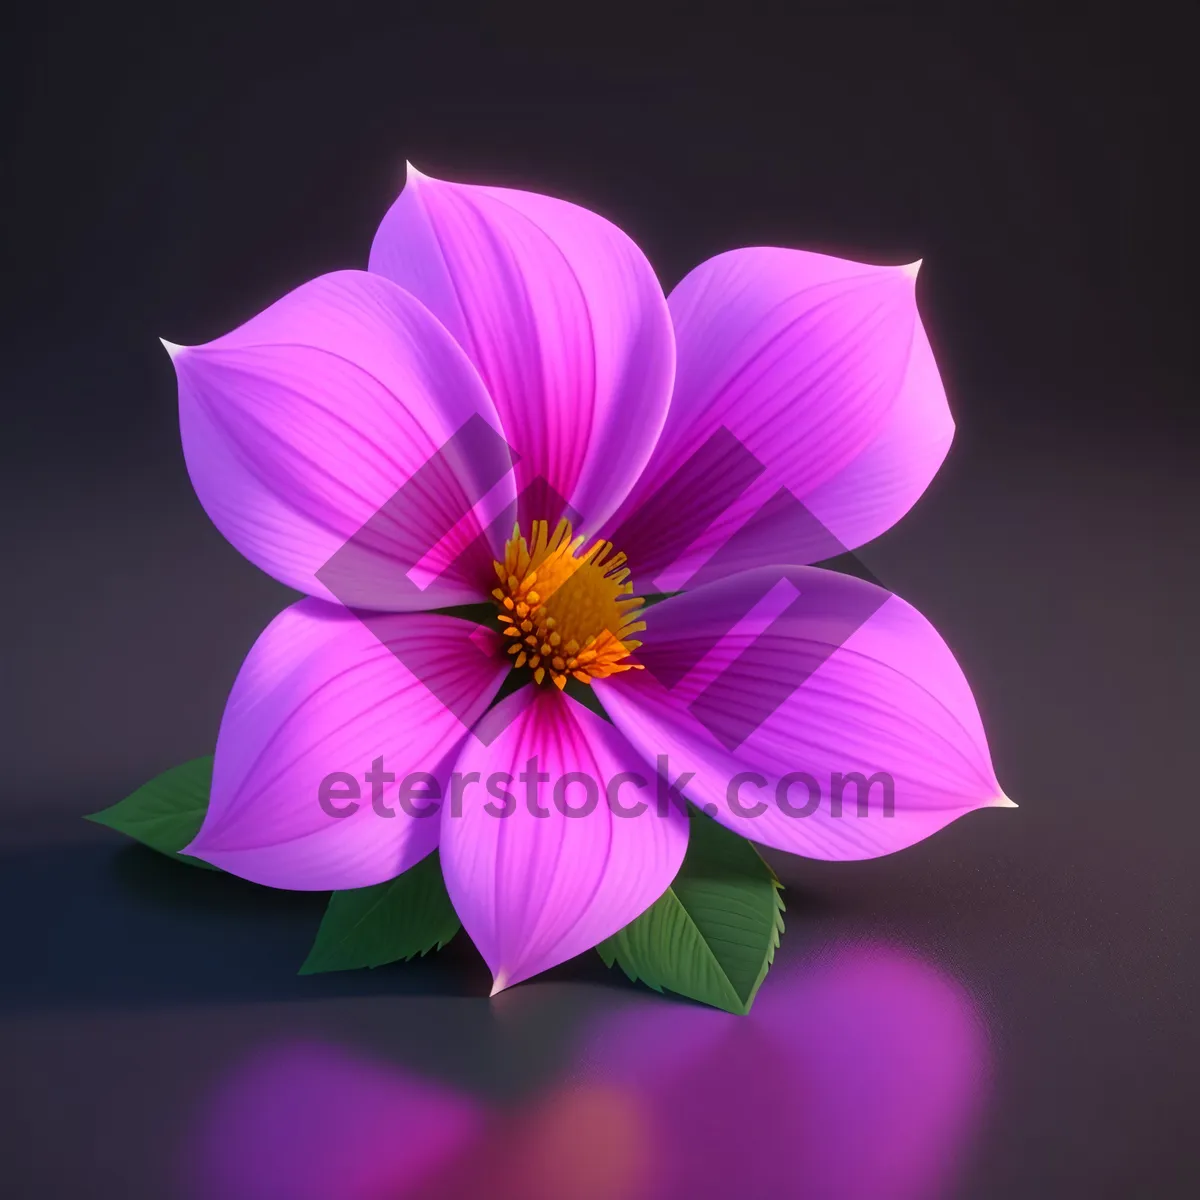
[166,165,1011,994]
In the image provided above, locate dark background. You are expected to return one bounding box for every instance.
[2,3,1197,1197]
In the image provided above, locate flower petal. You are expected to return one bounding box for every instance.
[605,250,952,591]
[596,566,1009,861]
[184,600,507,888]
[369,165,676,531]
[169,269,515,610]
[439,686,689,992]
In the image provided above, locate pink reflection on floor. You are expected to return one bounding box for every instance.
[182,942,990,1200]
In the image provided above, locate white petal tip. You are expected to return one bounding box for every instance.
[488,973,510,998]
[992,793,1018,809]
[404,160,426,183]
[159,338,186,361]
[900,259,923,280]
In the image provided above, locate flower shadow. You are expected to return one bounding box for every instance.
[0,841,488,1013]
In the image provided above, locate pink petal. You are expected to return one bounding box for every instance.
[605,250,952,590]
[168,269,514,610]
[596,566,1011,861]
[439,686,689,992]
[184,600,507,889]
[369,165,676,531]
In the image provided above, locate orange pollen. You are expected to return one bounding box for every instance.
[490,518,646,690]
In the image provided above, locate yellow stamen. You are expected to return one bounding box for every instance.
[489,518,646,688]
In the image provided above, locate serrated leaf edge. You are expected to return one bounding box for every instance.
[298,855,460,976]
[598,844,785,1015]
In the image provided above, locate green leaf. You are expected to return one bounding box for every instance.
[597,809,785,1014]
[85,757,218,869]
[299,851,460,975]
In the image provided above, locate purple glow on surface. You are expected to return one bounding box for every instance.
[181,943,989,1199]
[181,1040,483,1200]
[574,942,991,1200]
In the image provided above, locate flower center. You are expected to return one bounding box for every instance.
[491,519,646,689]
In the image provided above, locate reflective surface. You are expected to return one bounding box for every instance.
[183,946,988,1199]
